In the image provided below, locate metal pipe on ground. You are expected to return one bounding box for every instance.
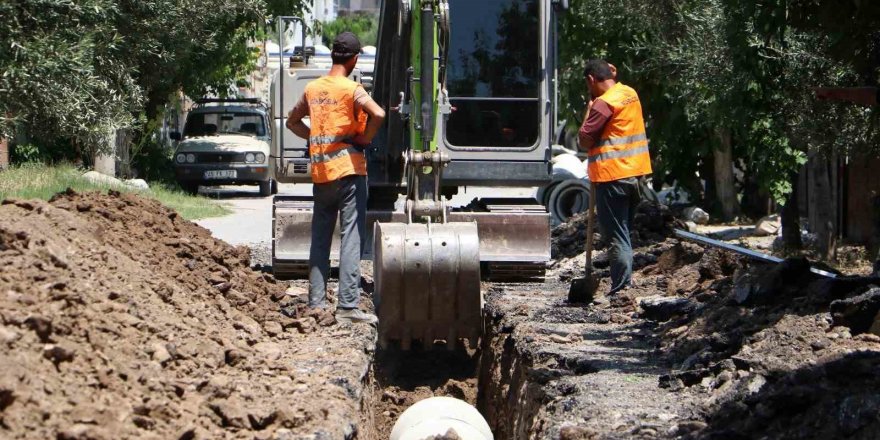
[673,229,838,278]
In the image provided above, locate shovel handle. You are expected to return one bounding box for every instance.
[584,182,597,275]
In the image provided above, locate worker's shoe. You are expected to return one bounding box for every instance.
[335,308,378,325]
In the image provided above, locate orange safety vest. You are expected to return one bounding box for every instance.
[305,76,368,183]
[588,82,653,183]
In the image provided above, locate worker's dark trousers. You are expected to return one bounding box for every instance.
[596,177,642,294]
[309,175,367,309]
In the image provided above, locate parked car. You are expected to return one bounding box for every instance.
[172,98,277,196]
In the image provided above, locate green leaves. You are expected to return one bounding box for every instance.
[318,14,378,47]
[559,0,880,208]
[1,0,305,155]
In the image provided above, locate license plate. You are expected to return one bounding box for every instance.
[204,170,237,179]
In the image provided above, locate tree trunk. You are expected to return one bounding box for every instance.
[116,129,133,178]
[781,171,802,250]
[808,154,836,261]
[714,128,739,221]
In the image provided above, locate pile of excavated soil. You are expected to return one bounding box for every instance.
[0,190,374,439]
[486,220,880,438]
[603,241,880,439]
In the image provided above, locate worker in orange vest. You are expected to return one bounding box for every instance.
[286,32,386,324]
[578,59,653,295]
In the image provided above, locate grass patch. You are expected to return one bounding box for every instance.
[0,163,231,220]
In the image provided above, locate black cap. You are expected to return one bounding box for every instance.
[332,32,361,58]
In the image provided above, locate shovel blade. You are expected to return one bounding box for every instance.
[568,276,599,303]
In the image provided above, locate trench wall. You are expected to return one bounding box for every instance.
[477,313,546,439]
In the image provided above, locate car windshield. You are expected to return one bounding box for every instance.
[184,112,266,137]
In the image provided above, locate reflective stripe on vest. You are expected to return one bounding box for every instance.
[304,76,368,183]
[310,145,362,164]
[309,134,350,145]
[597,133,648,147]
[588,144,650,164]
[588,83,653,183]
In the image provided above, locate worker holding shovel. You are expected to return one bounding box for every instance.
[572,60,653,300]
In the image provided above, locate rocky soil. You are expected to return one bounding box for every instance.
[0,190,375,440]
[4,190,880,440]
[479,201,880,439]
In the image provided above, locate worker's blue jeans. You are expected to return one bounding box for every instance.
[596,177,642,295]
[309,175,367,309]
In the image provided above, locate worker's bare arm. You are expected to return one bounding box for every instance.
[286,95,311,139]
[350,96,386,146]
[361,99,386,141]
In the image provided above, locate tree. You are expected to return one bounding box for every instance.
[0,0,139,152]
[319,13,378,47]
[0,0,305,167]
[559,0,877,229]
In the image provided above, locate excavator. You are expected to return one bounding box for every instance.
[269,0,569,349]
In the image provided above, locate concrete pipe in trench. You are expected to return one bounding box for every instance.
[390,396,493,440]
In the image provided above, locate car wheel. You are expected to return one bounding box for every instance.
[259,180,272,197]
[270,179,278,195]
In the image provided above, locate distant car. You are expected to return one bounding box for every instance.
[172,98,277,196]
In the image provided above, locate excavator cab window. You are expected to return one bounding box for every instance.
[445,0,541,148]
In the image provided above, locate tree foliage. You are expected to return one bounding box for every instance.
[0,0,139,149]
[319,13,378,47]
[560,0,880,211]
[0,0,305,156]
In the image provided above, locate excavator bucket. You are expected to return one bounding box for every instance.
[373,221,482,350]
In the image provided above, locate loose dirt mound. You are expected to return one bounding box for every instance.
[0,190,372,439]
[517,213,880,439]
[605,241,880,439]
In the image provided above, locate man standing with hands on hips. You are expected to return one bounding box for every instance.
[577,59,653,295]
[286,32,386,324]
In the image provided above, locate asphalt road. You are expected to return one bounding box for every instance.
[196,183,308,246]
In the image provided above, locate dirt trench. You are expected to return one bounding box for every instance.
[0,189,553,440]
[5,190,880,440]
